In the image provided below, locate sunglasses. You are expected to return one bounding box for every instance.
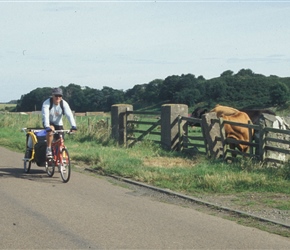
[54,95,62,98]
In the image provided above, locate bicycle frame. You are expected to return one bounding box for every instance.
[46,129,72,183]
[50,130,71,166]
[51,134,65,166]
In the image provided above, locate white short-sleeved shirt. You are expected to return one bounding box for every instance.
[42,98,76,128]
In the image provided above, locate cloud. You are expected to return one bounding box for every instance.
[227,55,289,64]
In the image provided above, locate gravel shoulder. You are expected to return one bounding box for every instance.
[196,193,290,226]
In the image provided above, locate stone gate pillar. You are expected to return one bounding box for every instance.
[161,104,188,151]
[111,104,133,145]
[201,112,224,159]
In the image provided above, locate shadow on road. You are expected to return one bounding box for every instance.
[0,147,65,183]
[0,166,43,178]
[0,166,64,183]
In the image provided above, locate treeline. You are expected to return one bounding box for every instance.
[16,68,290,112]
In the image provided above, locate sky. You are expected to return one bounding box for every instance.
[0,0,290,102]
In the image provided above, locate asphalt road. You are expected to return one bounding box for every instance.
[1,146,290,249]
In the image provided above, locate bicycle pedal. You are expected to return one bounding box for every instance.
[47,159,53,166]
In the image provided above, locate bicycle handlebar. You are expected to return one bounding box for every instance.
[22,128,43,133]
[52,130,74,134]
[22,128,74,135]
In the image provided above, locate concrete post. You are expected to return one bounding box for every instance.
[161,104,188,151]
[111,104,133,145]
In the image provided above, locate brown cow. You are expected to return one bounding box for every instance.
[210,104,239,117]
[191,104,276,125]
[220,112,253,154]
[210,104,253,154]
[191,104,276,155]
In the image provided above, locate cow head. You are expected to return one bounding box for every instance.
[191,107,208,119]
[189,107,208,126]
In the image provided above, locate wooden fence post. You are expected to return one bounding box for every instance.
[178,115,182,151]
[258,122,265,162]
[111,104,133,146]
[161,104,188,151]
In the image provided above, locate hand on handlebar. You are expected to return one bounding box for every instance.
[70,126,77,133]
[45,127,53,133]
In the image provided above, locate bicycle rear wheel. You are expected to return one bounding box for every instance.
[60,148,71,183]
[23,149,32,173]
[46,158,55,177]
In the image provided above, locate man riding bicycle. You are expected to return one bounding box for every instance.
[42,87,77,158]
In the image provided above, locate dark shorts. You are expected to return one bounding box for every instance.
[43,123,64,140]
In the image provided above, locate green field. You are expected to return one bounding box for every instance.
[0,103,16,112]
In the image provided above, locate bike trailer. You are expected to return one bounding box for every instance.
[34,130,47,167]
[25,129,47,167]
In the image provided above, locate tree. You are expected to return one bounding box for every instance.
[82,87,103,111]
[236,68,254,77]
[270,82,289,106]
[15,68,289,112]
[64,84,84,111]
[174,89,201,106]
[220,70,234,77]
[159,75,180,102]
[101,86,125,111]
[16,87,51,111]
[143,79,163,104]
[205,79,227,105]
[124,84,147,104]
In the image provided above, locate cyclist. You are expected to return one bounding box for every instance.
[42,87,77,158]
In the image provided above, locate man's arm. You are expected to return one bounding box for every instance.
[42,99,51,128]
[63,100,77,129]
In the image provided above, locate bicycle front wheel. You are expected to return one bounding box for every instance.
[60,148,71,183]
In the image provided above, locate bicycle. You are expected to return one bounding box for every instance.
[46,130,72,183]
[22,128,72,183]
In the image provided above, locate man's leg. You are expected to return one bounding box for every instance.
[54,125,64,140]
[46,125,55,158]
